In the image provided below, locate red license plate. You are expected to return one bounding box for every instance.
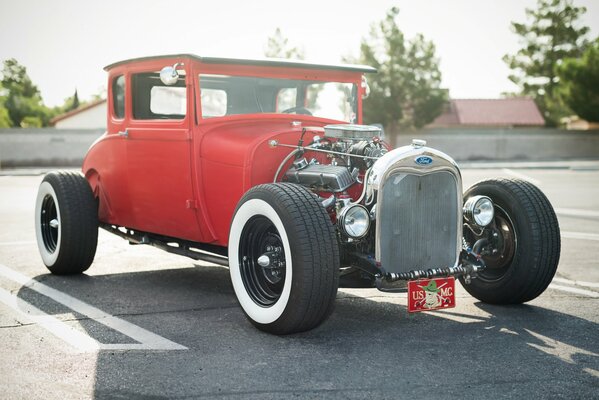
[407,277,456,313]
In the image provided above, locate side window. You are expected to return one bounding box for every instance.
[150,86,187,115]
[112,75,125,119]
[201,88,227,117]
[132,72,187,120]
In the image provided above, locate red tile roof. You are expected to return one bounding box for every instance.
[428,98,545,127]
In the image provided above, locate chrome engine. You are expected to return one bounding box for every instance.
[285,163,355,192]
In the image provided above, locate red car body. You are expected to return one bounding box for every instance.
[83,55,370,246]
[35,54,560,334]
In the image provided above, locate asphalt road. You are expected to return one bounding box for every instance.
[0,166,598,399]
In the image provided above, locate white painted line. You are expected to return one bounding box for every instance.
[561,231,599,241]
[501,168,542,185]
[0,263,187,351]
[548,284,599,298]
[553,277,599,289]
[556,208,599,218]
[0,287,99,352]
[0,289,172,352]
[0,240,37,247]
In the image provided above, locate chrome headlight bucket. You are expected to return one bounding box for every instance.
[463,195,494,227]
[338,204,370,239]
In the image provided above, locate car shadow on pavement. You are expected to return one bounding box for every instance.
[18,265,599,399]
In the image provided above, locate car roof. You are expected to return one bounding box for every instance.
[104,54,377,73]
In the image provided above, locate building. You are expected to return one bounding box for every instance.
[427,98,545,128]
[50,99,107,129]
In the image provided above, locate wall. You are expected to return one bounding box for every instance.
[0,128,598,168]
[391,128,599,161]
[0,129,104,168]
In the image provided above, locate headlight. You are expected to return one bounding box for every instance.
[338,204,370,238]
[463,195,495,227]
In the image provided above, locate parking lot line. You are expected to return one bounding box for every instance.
[0,263,187,351]
[561,231,599,241]
[548,284,599,298]
[0,287,100,352]
[501,169,542,185]
[556,208,599,218]
[553,277,599,289]
[0,240,37,247]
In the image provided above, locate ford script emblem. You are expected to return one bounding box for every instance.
[414,156,433,165]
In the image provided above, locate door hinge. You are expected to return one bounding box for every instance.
[186,199,198,209]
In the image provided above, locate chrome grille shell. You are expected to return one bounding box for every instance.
[369,145,463,273]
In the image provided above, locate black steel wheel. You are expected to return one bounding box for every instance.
[229,183,339,335]
[35,171,99,274]
[460,178,560,304]
[239,216,287,306]
[40,193,59,253]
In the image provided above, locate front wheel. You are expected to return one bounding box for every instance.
[228,183,339,334]
[460,178,560,304]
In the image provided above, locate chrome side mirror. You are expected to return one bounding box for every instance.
[160,62,184,85]
[361,76,370,99]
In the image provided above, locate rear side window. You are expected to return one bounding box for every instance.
[112,75,125,119]
[132,72,187,120]
[150,86,187,115]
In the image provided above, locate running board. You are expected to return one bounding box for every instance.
[100,223,229,266]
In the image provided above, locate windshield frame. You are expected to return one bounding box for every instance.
[192,62,365,124]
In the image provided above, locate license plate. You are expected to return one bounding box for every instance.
[407,277,456,313]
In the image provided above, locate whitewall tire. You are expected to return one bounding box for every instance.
[34,171,98,274]
[228,183,339,334]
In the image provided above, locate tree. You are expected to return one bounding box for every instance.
[0,106,10,127]
[503,0,589,125]
[354,7,447,132]
[0,82,12,128]
[60,89,81,113]
[557,39,599,122]
[67,89,80,111]
[264,28,305,59]
[1,58,54,127]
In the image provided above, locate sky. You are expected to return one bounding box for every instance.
[1,0,598,107]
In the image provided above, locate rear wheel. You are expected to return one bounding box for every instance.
[229,183,339,334]
[35,171,98,274]
[460,178,560,304]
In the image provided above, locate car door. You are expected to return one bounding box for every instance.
[123,67,202,242]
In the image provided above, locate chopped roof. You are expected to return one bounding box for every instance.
[104,54,377,73]
[429,98,545,127]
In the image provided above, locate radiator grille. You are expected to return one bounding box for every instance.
[377,171,459,273]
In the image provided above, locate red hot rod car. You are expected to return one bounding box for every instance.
[35,54,560,334]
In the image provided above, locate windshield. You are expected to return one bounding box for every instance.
[199,74,357,122]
